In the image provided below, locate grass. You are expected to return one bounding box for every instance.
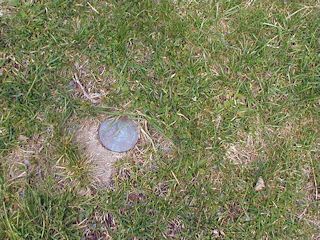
[0,0,319,239]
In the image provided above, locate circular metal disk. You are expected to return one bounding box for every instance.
[98,117,139,153]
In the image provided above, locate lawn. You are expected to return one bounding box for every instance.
[0,0,319,239]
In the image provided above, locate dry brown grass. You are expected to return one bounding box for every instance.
[66,52,117,104]
[224,115,315,166]
[77,208,114,240]
[4,128,53,184]
[127,39,154,65]
[164,218,185,239]
[225,131,265,165]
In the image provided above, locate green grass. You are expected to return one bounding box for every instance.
[1,0,320,239]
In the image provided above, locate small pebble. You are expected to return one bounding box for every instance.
[23,159,30,168]
[255,177,266,191]
[68,80,77,90]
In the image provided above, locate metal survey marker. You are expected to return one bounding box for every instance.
[98,117,139,153]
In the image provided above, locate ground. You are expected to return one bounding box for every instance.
[0,0,320,239]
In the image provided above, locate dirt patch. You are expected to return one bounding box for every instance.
[74,118,124,187]
[74,117,174,187]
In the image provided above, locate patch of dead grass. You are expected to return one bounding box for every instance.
[4,129,53,184]
[66,52,117,104]
[300,141,320,203]
[224,115,317,166]
[265,116,319,236]
[0,3,15,18]
[127,39,154,65]
[225,131,265,165]
[164,218,185,239]
[77,208,114,240]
